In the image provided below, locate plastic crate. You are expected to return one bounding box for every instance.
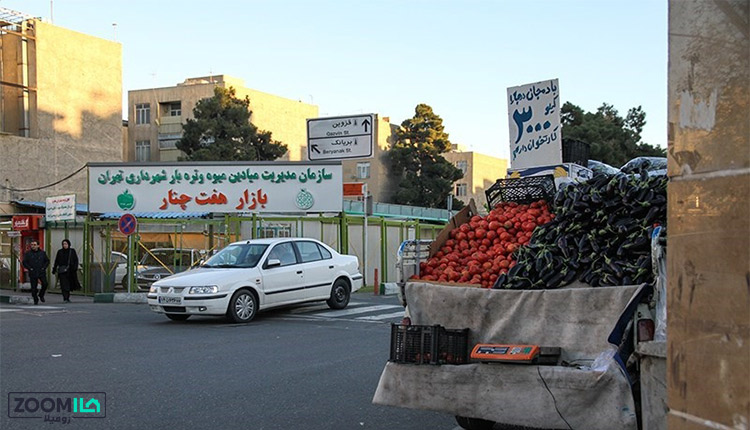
[437,327,470,365]
[562,139,591,167]
[485,175,556,208]
[389,324,469,365]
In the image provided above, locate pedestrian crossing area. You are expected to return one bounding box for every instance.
[282,301,405,323]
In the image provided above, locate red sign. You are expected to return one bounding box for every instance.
[12,216,31,231]
[118,214,137,236]
[343,182,365,197]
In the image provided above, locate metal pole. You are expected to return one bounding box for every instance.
[127,234,133,294]
[363,183,367,288]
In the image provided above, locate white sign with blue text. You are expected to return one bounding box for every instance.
[507,79,562,169]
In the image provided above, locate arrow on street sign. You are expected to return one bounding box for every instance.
[307,114,375,161]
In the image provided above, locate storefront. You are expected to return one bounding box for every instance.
[12,215,45,284]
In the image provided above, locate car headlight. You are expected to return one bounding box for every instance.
[149,285,158,294]
[189,286,219,294]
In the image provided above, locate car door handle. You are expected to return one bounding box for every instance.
[296,270,303,274]
[329,265,334,269]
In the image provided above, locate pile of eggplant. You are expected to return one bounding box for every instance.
[493,170,667,289]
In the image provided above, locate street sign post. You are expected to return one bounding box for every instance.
[118,213,137,293]
[307,114,374,160]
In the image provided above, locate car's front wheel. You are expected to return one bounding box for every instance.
[227,289,258,323]
[326,278,350,310]
[166,314,190,321]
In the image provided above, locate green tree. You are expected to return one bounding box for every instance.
[388,104,464,209]
[561,102,665,167]
[176,86,287,161]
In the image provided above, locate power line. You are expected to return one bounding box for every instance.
[0,165,87,192]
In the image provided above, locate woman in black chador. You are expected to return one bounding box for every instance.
[52,239,81,303]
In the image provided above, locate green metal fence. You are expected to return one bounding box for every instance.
[0,214,445,295]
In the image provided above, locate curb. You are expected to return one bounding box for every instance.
[93,293,147,304]
[380,282,400,296]
[8,296,33,305]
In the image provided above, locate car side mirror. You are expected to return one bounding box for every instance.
[266,258,281,268]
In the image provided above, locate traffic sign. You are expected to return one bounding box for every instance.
[307,114,374,161]
[118,213,137,236]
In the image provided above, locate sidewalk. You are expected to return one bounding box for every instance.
[0,287,94,305]
[0,287,148,304]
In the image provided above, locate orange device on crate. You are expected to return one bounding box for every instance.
[470,344,561,365]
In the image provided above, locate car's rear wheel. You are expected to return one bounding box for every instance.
[227,289,257,323]
[326,278,350,310]
[166,314,190,321]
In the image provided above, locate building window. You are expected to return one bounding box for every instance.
[168,102,181,117]
[357,162,370,179]
[135,140,151,161]
[456,160,468,175]
[158,133,182,149]
[456,183,467,197]
[136,104,150,125]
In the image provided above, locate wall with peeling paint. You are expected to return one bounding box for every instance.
[667,1,749,429]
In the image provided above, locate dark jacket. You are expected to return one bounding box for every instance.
[23,248,50,275]
[53,248,81,288]
[53,248,79,273]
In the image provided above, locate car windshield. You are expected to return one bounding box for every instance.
[202,243,268,268]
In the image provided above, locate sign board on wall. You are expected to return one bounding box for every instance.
[343,182,365,197]
[507,79,562,169]
[12,216,31,230]
[87,162,343,213]
[45,194,76,222]
[307,114,374,161]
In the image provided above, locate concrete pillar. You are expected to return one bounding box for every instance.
[667,1,749,429]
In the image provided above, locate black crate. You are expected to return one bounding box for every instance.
[389,324,469,365]
[562,139,591,167]
[436,327,470,365]
[485,175,556,208]
[390,324,439,364]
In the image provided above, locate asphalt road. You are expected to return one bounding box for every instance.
[0,292,460,430]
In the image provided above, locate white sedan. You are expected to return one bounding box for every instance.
[147,238,363,323]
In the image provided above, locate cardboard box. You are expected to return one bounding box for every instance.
[508,163,593,190]
[427,198,479,258]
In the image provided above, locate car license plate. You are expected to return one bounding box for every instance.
[158,296,182,305]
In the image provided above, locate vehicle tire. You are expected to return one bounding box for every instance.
[326,278,350,310]
[166,314,190,321]
[226,289,258,323]
[455,415,496,430]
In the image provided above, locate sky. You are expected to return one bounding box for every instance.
[2,0,668,161]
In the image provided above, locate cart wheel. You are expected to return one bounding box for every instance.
[455,415,496,430]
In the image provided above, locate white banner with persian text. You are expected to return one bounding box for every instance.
[45,194,76,222]
[507,79,562,169]
[87,162,343,213]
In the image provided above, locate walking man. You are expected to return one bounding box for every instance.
[22,240,50,305]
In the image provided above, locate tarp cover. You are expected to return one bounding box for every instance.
[372,282,642,429]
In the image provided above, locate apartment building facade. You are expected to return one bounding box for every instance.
[444,148,508,211]
[0,9,123,202]
[127,75,319,163]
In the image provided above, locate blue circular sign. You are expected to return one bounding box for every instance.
[118,213,137,236]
